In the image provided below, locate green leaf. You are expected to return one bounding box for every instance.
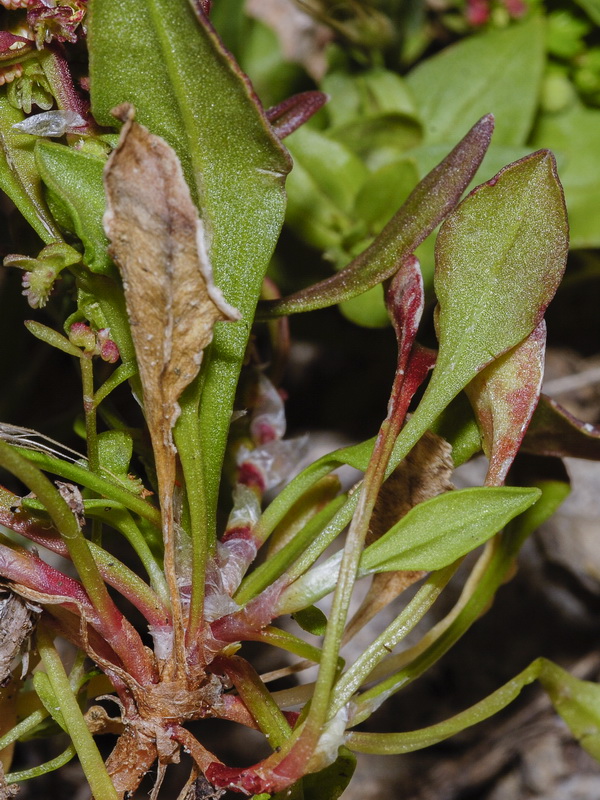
[541,661,600,761]
[432,151,566,398]
[406,17,545,146]
[388,150,567,469]
[339,285,389,328]
[280,487,540,612]
[322,69,418,128]
[24,320,81,358]
[347,657,600,761]
[429,393,482,467]
[302,747,356,800]
[532,103,600,248]
[293,605,328,636]
[88,0,291,533]
[362,486,540,572]
[330,114,422,169]
[287,126,369,217]
[35,142,113,275]
[0,94,60,243]
[33,672,67,732]
[349,476,569,723]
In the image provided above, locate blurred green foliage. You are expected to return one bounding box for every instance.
[211,0,600,327]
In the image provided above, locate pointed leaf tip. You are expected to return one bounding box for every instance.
[257,113,495,318]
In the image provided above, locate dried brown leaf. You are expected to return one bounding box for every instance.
[0,588,38,687]
[103,104,240,663]
[344,431,454,643]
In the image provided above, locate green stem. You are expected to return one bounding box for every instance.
[254,626,324,665]
[304,417,399,741]
[14,447,162,527]
[0,709,48,753]
[6,745,76,784]
[216,656,291,750]
[80,355,99,474]
[37,626,119,800]
[84,502,169,606]
[174,382,209,644]
[253,457,341,546]
[235,495,346,605]
[93,362,138,408]
[329,565,457,715]
[0,441,116,628]
[80,355,103,546]
[346,658,545,754]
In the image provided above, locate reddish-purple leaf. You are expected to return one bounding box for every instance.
[258,114,495,317]
[523,394,600,460]
[466,321,546,485]
[266,91,328,139]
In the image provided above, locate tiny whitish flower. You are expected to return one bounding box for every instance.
[0,0,29,9]
[21,266,56,308]
[0,63,23,85]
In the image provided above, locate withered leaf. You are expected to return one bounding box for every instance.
[103,103,239,477]
[0,587,38,687]
[344,431,453,643]
[103,105,240,646]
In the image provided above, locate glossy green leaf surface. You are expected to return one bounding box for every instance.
[88,0,291,531]
[35,142,113,274]
[407,17,545,146]
[0,94,60,243]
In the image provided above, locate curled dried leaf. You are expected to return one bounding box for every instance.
[0,586,39,687]
[103,104,240,661]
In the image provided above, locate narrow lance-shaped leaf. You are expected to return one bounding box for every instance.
[277,486,540,613]
[346,656,600,762]
[103,105,239,662]
[465,320,546,486]
[257,114,495,317]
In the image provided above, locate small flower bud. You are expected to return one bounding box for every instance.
[69,322,96,354]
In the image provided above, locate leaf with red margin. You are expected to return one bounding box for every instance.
[522,394,600,460]
[465,321,546,486]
